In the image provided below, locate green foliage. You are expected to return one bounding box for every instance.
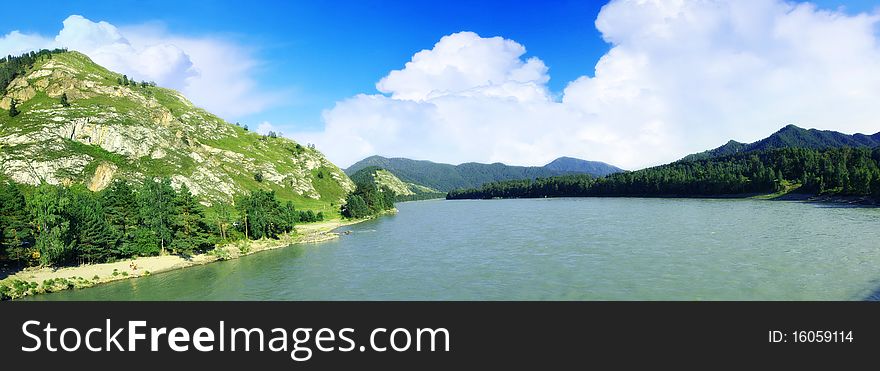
[60,93,70,107]
[345,156,622,192]
[0,182,33,265]
[448,147,880,200]
[1,49,67,95]
[170,184,213,255]
[235,189,293,239]
[101,180,138,240]
[139,178,176,254]
[30,184,74,266]
[682,125,880,162]
[8,98,20,117]
[341,182,395,219]
[69,187,117,264]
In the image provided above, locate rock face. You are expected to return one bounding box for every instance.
[0,51,354,206]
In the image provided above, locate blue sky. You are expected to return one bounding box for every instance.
[2,0,612,131]
[2,0,880,168]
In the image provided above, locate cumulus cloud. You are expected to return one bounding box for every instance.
[0,15,280,119]
[296,0,880,170]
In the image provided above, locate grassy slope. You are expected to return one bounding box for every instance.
[0,52,351,217]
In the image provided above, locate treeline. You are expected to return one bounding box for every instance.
[1,49,67,96]
[394,192,447,202]
[447,147,880,200]
[0,179,323,268]
[341,182,395,219]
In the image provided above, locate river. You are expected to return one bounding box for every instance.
[26,198,880,300]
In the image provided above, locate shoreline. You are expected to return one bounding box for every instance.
[448,193,879,207]
[0,216,375,301]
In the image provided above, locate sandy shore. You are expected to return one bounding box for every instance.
[0,217,369,300]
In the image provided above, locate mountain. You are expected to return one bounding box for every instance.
[682,124,880,162]
[0,51,354,208]
[345,155,623,192]
[543,157,623,177]
[349,166,444,201]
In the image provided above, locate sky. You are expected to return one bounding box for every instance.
[2,0,880,169]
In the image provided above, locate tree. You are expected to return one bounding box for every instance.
[211,201,237,241]
[101,180,139,239]
[170,184,211,255]
[60,93,70,107]
[0,182,33,265]
[254,172,264,182]
[8,98,20,117]
[122,75,129,86]
[341,194,369,219]
[69,188,117,264]
[281,201,297,233]
[236,190,284,239]
[139,178,177,255]
[29,184,73,266]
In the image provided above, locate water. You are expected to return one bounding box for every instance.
[25,198,880,300]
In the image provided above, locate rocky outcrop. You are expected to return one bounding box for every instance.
[0,51,354,206]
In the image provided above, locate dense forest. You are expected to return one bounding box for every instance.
[0,178,326,268]
[340,181,396,219]
[681,124,880,162]
[1,49,68,96]
[447,147,880,200]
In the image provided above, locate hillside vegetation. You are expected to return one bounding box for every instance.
[349,166,444,201]
[0,50,353,213]
[681,124,880,162]
[449,127,880,201]
[345,155,622,192]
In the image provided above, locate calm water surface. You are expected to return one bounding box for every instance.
[27,198,880,300]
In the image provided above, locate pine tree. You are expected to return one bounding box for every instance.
[60,93,70,107]
[29,184,73,266]
[139,178,176,255]
[8,98,20,117]
[170,184,210,254]
[70,190,117,264]
[0,182,33,265]
[282,201,297,233]
[101,180,139,238]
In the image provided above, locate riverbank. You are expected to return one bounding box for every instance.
[0,216,381,301]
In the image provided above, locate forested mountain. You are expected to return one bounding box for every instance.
[682,125,880,162]
[345,155,623,192]
[543,157,623,176]
[349,166,444,201]
[449,146,880,201]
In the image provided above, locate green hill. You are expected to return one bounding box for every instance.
[345,155,622,192]
[0,50,353,213]
[682,124,880,162]
[543,156,623,176]
[349,166,444,201]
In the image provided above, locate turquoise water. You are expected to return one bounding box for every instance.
[25,198,880,300]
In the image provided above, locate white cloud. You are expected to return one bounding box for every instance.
[375,31,550,101]
[256,121,276,135]
[0,15,280,119]
[296,1,880,170]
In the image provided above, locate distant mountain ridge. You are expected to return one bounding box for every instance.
[344,156,623,192]
[682,124,880,162]
[544,156,623,176]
